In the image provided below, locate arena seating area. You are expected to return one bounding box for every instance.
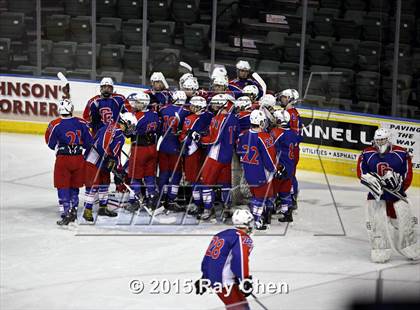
[0,0,419,118]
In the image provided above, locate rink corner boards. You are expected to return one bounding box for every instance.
[1,107,419,187]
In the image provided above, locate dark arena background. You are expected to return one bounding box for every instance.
[0,1,419,310]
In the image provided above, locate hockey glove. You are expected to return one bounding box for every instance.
[194,278,209,295]
[274,165,287,179]
[361,173,382,201]
[238,276,253,297]
[381,171,402,192]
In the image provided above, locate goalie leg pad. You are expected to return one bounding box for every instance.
[366,200,391,263]
[393,200,420,260]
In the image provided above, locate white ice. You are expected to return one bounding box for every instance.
[1,133,419,310]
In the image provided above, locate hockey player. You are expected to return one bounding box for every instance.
[193,94,239,221]
[157,90,190,211]
[242,85,261,110]
[179,72,194,90]
[235,96,252,133]
[357,128,418,263]
[146,72,172,109]
[271,110,301,222]
[229,60,263,99]
[82,113,136,221]
[276,89,302,209]
[83,77,131,136]
[237,110,277,229]
[125,92,160,212]
[178,96,211,215]
[195,209,254,309]
[45,99,93,225]
[180,77,200,109]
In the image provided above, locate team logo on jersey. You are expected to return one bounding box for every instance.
[376,162,393,176]
[99,107,113,124]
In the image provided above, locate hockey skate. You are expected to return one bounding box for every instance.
[200,208,216,223]
[290,193,298,211]
[98,205,118,217]
[255,219,269,230]
[82,208,94,222]
[145,195,159,211]
[186,204,203,217]
[167,201,186,213]
[278,208,293,222]
[57,208,77,226]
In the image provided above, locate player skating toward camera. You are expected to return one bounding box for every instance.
[276,89,302,210]
[195,209,254,310]
[83,77,131,136]
[125,92,160,212]
[45,99,93,225]
[237,110,277,230]
[82,112,136,221]
[270,110,302,222]
[357,128,419,263]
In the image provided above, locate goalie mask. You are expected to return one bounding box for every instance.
[276,89,299,107]
[373,128,392,154]
[127,92,150,112]
[250,109,267,129]
[118,112,138,136]
[242,85,259,101]
[190,96,207,114]
[58,98,74,116]
[100,77,114,98]
[232,209,254,234]
[273,110,291,128]
[235,96,252,112]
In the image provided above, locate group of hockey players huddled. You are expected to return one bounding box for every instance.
[45,60,303,230]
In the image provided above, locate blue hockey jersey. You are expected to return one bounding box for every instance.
[237,129,277,186]
[271,127,302,178]
[83,93,130,135]
[84,123,126,170]
[357,145,413,201]
[179,112,212,156]
[201,228,253,286]
[201,111,239,164]
[45,117,93,151]
[228,78,263,99]
[158,104,190,154]
[133,110,160,136]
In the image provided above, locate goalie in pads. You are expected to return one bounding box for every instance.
[357,128,419,263]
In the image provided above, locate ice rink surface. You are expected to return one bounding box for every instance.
[1,133,419,310]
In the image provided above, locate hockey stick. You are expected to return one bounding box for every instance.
[252,72,267,95]
[57,72,70,99]
[121,181,153,216]
[179,61,193,73]
[251,293,269,310]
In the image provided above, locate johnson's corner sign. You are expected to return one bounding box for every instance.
[0,75,146,120]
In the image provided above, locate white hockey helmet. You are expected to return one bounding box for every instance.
[210,93,228,112]
[179,72,193,89]
[260,94,276,111]
[172,90,187,106]
[211,66,228,80]
[235,96,252,111]
[182,77,199,91]
[236,60,251,71]
[127,92,150,111]
[250,109,266,128]
[118,112,138,135]
[58,98,74,116]
[212,75,229,87]
[277,88,299,107]
[232,209,254,232]
[273,109,291,127]
[100,77,114,97]
[243,85,259,100]
[190,96,207,113]
[150,71,169,89]
[373,128,392,154]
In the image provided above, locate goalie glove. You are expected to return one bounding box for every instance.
[381,171,402,192]
[361,173,383,200]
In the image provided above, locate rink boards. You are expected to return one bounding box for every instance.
[1,74,419,186]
